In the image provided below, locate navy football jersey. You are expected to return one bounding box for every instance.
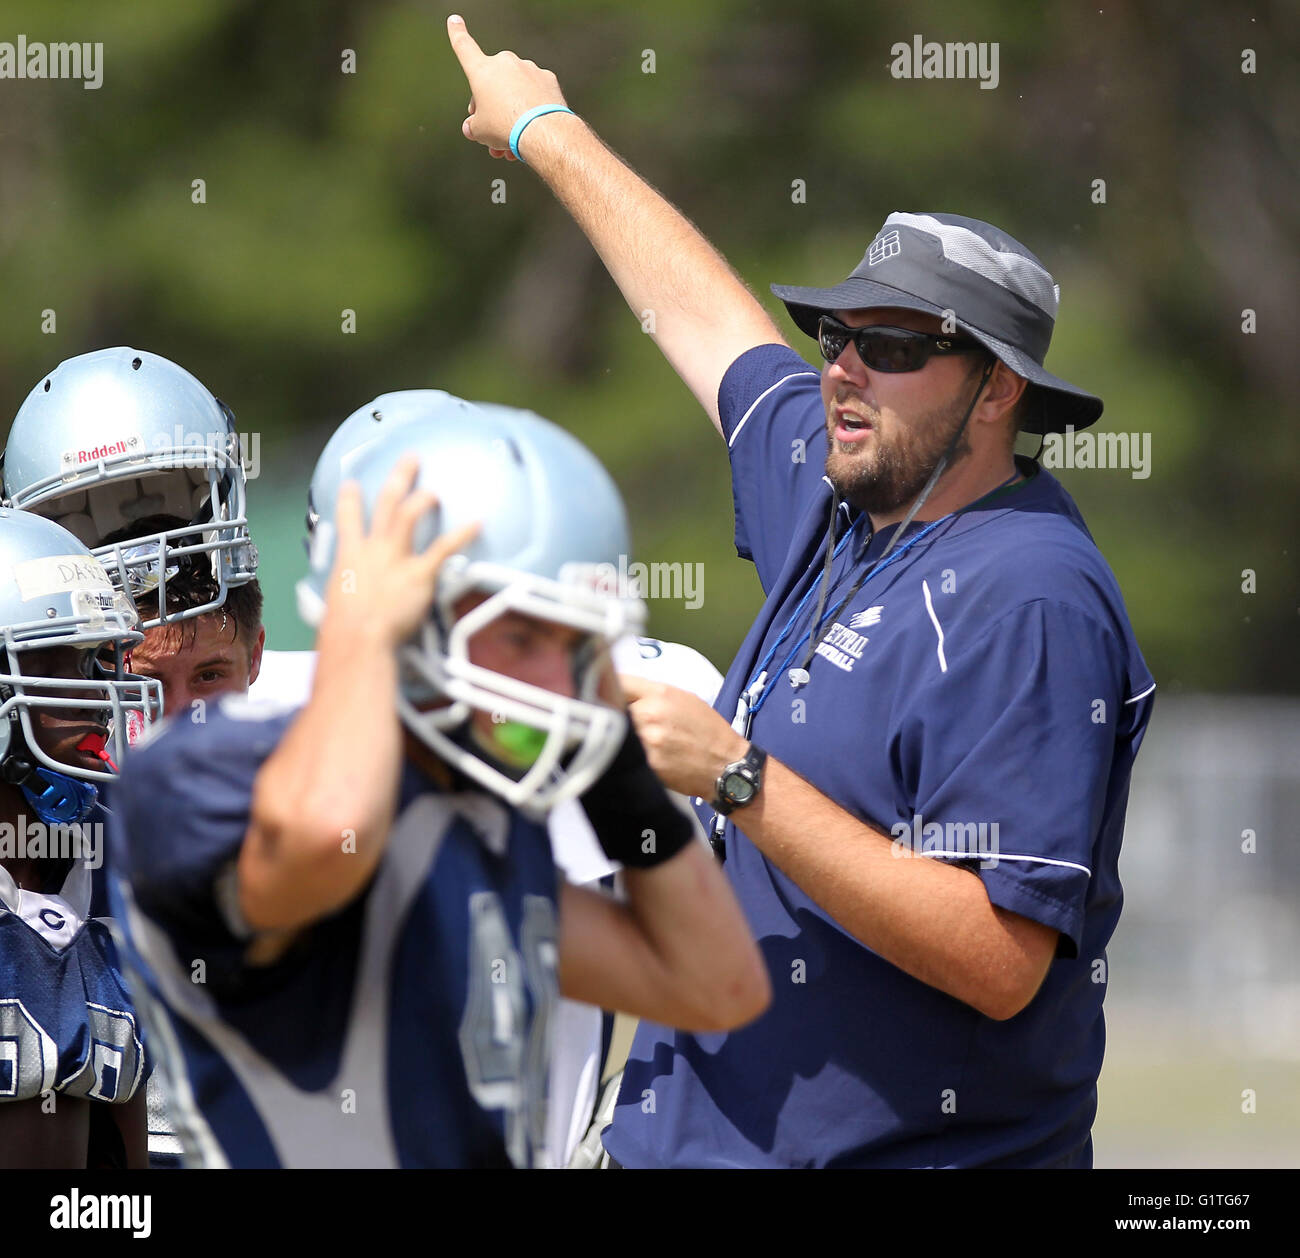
[0,858,146,1105]
[107,697,562,1168]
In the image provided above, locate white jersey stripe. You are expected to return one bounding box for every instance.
[728,371,818,449]
[922,851,1092,876]
[921,579,948,673]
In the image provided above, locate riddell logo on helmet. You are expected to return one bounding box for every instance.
[60,436,141,468]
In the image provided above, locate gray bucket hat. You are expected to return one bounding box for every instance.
[771,212,1102,434]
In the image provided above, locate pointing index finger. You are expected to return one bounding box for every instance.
[446,14,485,73]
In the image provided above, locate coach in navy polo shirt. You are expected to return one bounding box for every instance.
[449,20,1154,1169]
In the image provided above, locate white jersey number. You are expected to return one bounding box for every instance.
[458,891,558,1167]
[0,997,141,1102]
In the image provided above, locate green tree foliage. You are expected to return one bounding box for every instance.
[1,0,1295,688]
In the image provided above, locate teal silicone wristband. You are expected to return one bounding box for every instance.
[508,104,575,162]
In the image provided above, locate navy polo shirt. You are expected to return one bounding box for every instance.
[604,344,1154,1168]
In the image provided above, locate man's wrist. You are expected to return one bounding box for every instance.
[581,722,694,869]
[509,103,575,161]
[514,107,586,166]
[711,743,767,816]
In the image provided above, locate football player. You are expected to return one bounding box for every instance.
[2,347,256,625]
[103,564,267,1167]
[122,566,266,717]
[1,346,308,703]
[107,396,770,1167]
[3,348,286,1166]
[298,390,729,1167]
[0,509,159,1167]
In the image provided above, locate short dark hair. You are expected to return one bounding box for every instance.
[100,513,262,655]
[136,575,264,658]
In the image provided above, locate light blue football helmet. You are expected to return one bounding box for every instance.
[0,508,162,822]
[2,347,257,628]
[302,389,446,542]
[298,391,645,814]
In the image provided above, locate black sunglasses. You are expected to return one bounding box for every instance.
[817,315,984,372]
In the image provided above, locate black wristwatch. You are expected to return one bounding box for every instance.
[711,743,767,816]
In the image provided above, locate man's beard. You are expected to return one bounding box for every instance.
[825,387,976,515]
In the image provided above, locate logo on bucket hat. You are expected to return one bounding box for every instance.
[772,212,1102,434]
[867,231,902,266]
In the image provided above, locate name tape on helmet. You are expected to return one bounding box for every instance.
[14,555,114,602]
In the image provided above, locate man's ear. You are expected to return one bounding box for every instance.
[978,360,1028,430]
[247,626,266,688]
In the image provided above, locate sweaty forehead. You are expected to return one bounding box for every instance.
[131,616,242,669]
[834,307,946,334]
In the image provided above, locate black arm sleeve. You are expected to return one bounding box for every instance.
[579,724,695,869]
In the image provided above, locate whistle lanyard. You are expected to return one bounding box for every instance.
[731,469,1029,739]
[730,513,947,736]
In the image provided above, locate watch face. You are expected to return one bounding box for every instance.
[723,771,755,803]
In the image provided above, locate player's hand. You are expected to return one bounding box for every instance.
[447,14,569,158]
[326,456,479,650]
[619,674,748,800]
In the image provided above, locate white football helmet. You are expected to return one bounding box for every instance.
[0,508,162,822]
[297,391,645,816]
[2,347,257,628]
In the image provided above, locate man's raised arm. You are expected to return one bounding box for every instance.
[446,14,785,435]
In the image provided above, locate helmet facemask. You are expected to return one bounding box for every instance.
[67,449,256,629]
[0,612,162,810]
[395,561,644,817]
[8,398,256,629]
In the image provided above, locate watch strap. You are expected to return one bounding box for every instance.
[711,743,767,816]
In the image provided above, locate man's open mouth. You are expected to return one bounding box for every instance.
[833,408,874,442]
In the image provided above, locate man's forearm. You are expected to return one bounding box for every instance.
[737,758,1056,1020]
[522,115,784,427]
[240,615,403,930]
[559,842,770,1032]
[622,840,770,1025]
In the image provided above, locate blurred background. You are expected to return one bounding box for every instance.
[0,0,1295,1165]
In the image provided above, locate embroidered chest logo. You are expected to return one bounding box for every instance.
[814,607,883,674]
[815,622,869,672]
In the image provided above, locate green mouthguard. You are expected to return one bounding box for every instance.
[491,720,549,767]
